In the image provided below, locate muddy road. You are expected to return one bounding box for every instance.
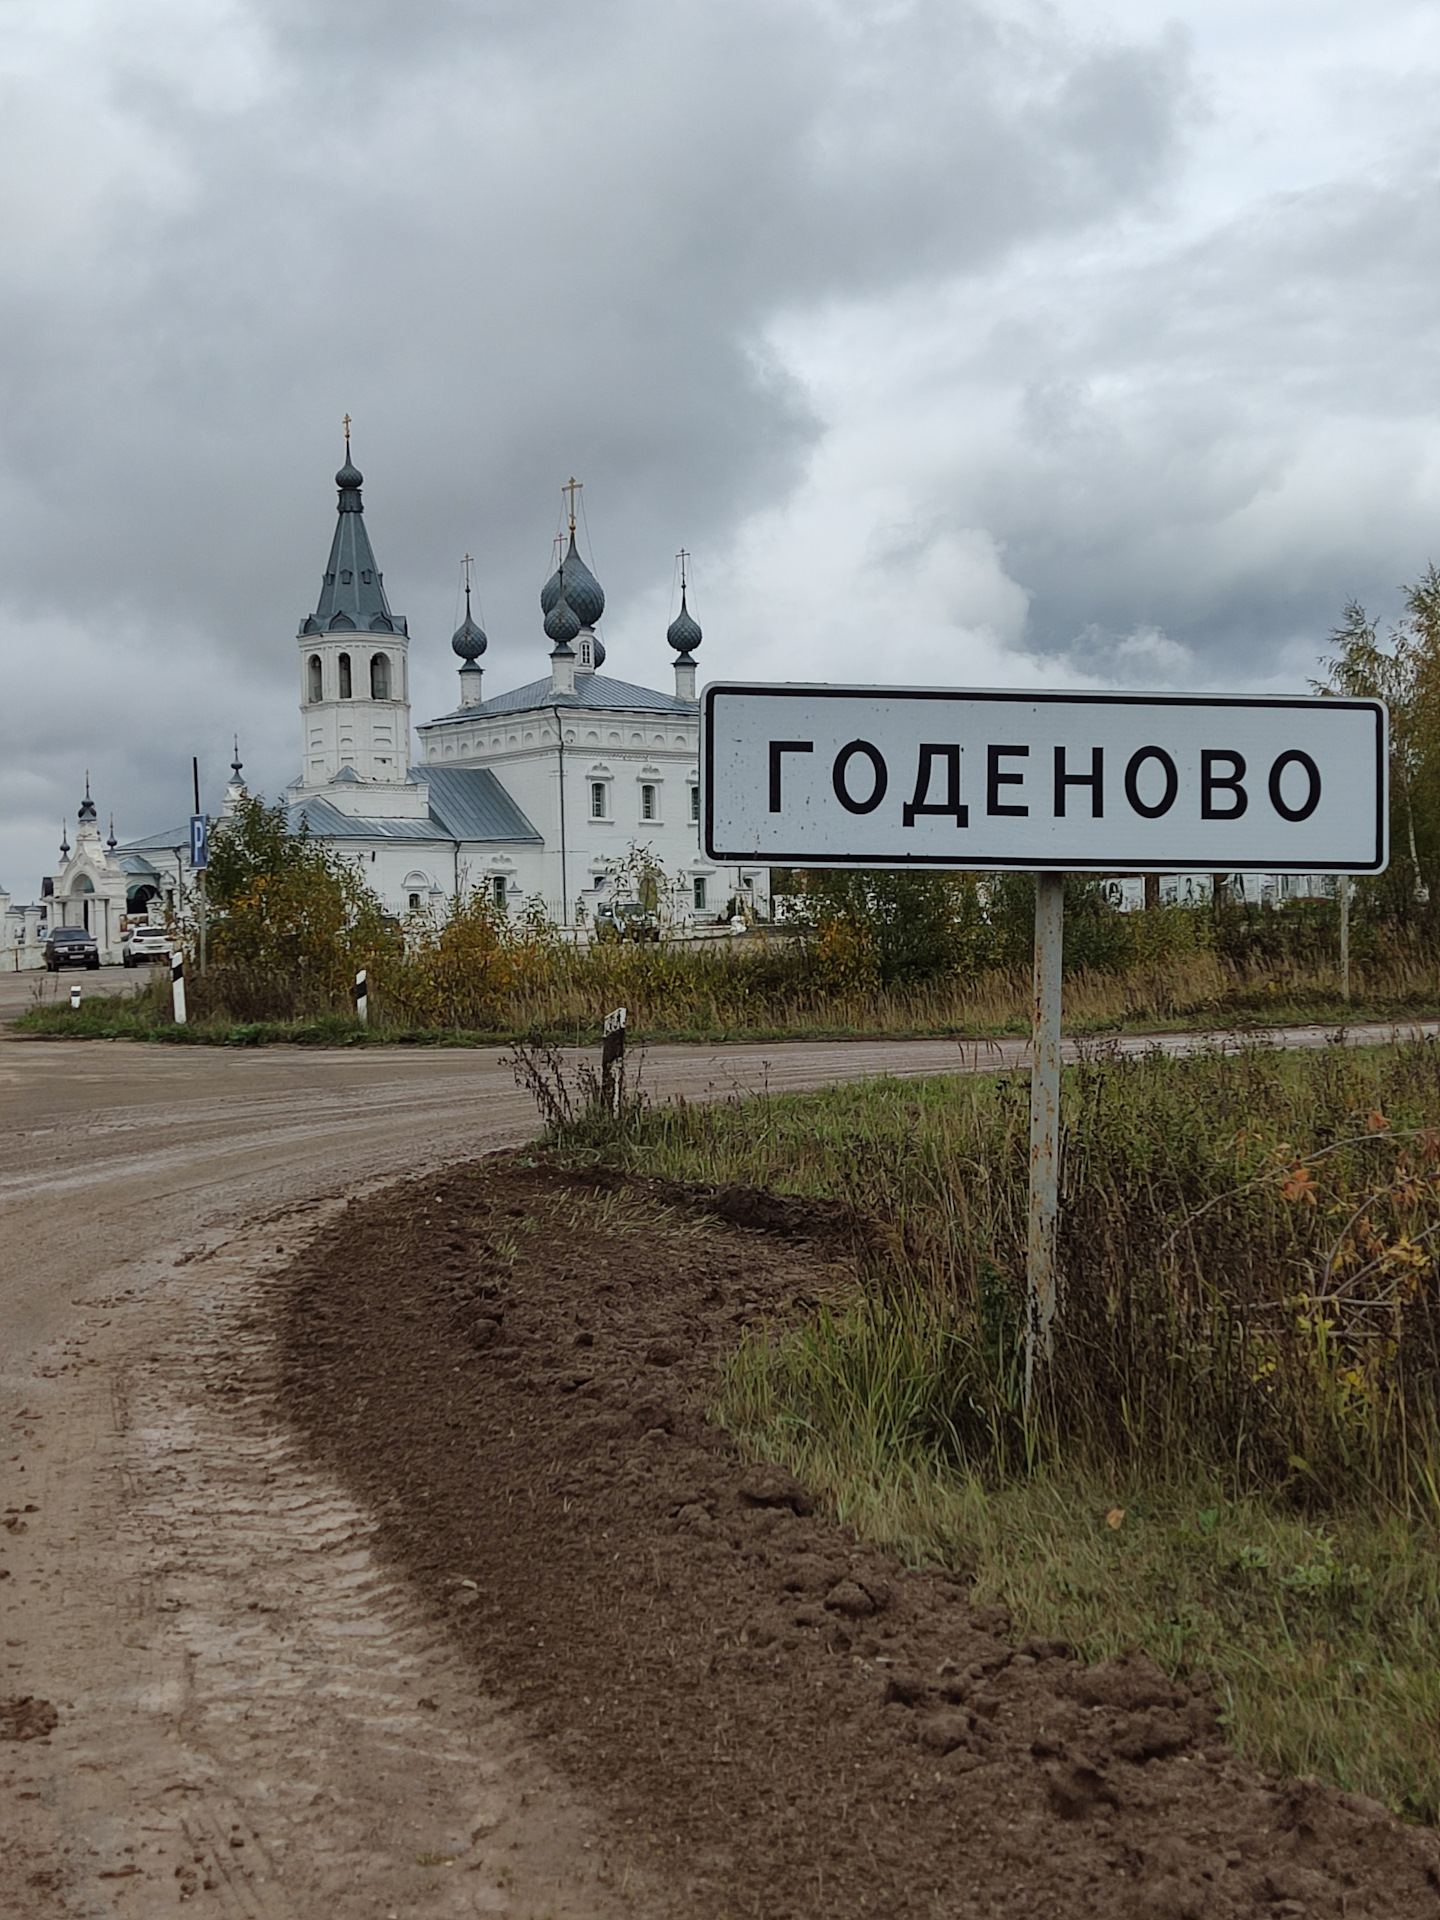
[2,1024,1436,1916]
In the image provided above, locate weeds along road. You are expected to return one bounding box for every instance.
[0,1020,1435,1919]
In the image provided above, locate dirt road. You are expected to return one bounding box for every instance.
[2,1022,1436,1917]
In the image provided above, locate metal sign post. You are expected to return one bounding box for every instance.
[703,680,1390,1413]
[1027,873,1064,1405]
[602,1006,627,1118]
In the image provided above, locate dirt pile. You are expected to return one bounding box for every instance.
[280,1155,1440,1919]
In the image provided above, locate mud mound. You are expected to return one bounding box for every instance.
[0,1697,57,1742]
[280,1155,1440,1919]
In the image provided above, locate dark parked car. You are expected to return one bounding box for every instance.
[44,926,100,971]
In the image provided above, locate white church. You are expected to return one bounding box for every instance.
[284,450,765,926]
[6,455,769,964]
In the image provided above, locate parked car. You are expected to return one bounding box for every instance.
[122,924,172,968]
[44,926,100,971]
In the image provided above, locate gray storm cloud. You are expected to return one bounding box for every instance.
[2,0,1434,892]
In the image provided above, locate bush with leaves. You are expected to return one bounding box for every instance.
[1317,568,1440,927]
[201,797,398,1016]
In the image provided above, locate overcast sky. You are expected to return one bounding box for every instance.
[1,0,1437,893]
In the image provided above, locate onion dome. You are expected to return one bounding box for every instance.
[544,593,581,647]
[336,457,363,490]
[78,775,97,823]
[451,586,488,660]
[666,589,702,655]
[591,633,606,668]
[541,532,605,629]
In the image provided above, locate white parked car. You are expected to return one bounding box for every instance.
[122,925,172,968]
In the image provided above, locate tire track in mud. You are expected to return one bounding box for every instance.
[3,1201,646,1920]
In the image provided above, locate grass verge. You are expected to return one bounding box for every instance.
[553,1039,1440,1817]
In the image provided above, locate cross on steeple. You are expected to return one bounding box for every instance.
[677,548,690,591]
[563,476,582,536]
[343,412,352,448]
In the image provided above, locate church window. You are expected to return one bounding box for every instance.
[338,653,353,698]
[690,786,701,823]
[491,875,507,908]
[641,784,657,821]
[591,782,606,819]
[361,569,373,584]
[693,878,708,911]
[340,569,353,585]
[370,653,391,699]
[408,893,421,911]
[308,654,323,703]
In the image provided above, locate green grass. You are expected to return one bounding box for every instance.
[550,1039,1440,1817]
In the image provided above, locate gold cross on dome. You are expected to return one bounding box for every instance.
[563,476,582,535]
[462,553,473,589]
[343,413,352,447]
[677,548,690,591]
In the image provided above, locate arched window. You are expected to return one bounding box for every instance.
[308,654,323,703]
[338,653,352,699]
[641,783,657,821]
[370,653,391,699]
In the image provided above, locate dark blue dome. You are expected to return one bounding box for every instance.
[666,591,702,654]
[544,594,581,646]
[540,564,562,615]
[452,612,487,661]
[335,458,363,490]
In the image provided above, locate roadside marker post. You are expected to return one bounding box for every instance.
[171,955,186,1026]
[703,681,1390,1412]
[353,968,368,1025]
[69,982,81,1012]
[602,1006,627,1118]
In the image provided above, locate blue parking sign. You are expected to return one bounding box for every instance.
[190,813,208,869]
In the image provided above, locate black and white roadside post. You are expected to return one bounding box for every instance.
[69,981,81,1012]
[171,953,187,1025]
[353,968,369,1026]
[703,680,1390,1418]
[602,1006,627,1118]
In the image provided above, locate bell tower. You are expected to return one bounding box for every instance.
[293,428,426,817]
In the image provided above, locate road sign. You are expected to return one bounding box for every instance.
[703,684,1387,873]
[189,813,209,870]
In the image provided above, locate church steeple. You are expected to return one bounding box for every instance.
[293,428,420,805]
[301,443,403,639]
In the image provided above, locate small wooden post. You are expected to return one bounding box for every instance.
[1339,875,1352,1004]
[171,954,187,1026]
[353,968,368,1025]
[601,1006,627,1118]
[1143,874,1160,912]
[1026,872,1064,1410]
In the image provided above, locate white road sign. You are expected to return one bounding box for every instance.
[702,685,1387,872]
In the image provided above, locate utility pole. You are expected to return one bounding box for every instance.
[192,757,208,976]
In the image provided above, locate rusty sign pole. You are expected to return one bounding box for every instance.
[1026,871,1064,1410]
